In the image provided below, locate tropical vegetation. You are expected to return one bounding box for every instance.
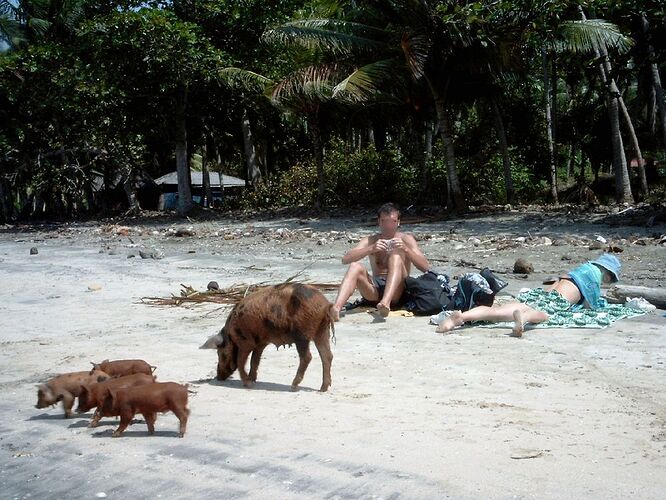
[1,0,664,220]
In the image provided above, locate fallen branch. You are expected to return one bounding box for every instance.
[140,281,340,307]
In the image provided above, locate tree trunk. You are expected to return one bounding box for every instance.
[434,99,465,211]
[491,97,514,204]
[241,108,261,187]
[413,119,427,200]
[0,179,8,222]
[175,86,194,216]
[642,15,666,148]
[201,142,212,208]
[542,48,559,204]
[308,113,325,209]
[617,95,648,197]
[580,7,633,204]
[421,119,434,198]
[123,167,140,213]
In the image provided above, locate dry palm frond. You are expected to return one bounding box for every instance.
[140,281,340,307]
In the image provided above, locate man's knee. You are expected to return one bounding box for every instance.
[348,262,366,275]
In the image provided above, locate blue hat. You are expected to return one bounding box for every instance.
[590,253,621,282]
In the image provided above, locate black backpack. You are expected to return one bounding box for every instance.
[452,268,508,311]
[403,271,453,315]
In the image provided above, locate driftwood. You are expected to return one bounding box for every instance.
[606,285,666,309]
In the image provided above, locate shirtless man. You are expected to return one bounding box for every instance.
[333,203,430,320]
[435,254,621,336]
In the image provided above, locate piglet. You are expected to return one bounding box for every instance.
[99,382,189,438]
[89,359,155,378]
[35,370,110,418]
[77,373,156,427]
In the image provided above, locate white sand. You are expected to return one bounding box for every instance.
[1,212,665,499]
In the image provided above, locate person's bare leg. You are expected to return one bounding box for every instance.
[437,303,549,334]
[436,310,465,333]
[376,252,408,317]
[333,263,378,320]
[511,309,524,337]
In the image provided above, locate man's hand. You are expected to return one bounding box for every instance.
[374,239,392,253]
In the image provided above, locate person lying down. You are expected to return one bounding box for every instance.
[436,254,621,337]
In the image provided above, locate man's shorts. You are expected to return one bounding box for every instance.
[372,276,407,305]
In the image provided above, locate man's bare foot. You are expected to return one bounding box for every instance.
[377,302,390,318]
[436,311,464,333]
[511,309,524,337]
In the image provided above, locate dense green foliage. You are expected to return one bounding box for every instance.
[0,1,665,220]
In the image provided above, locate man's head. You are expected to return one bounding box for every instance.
[377,203,401,237]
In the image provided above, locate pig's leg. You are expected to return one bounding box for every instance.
[236,347,253,388]
[88,409,102,428]
[61,392,75,418]
[112,408,133,437]
[291,339,312,390]
[249,344,267,382]
[144,412,157,435]
[173,407,189,438]
[314,335,333,392]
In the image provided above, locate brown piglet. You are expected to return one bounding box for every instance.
[89,359,155,378]
[99,382,189,438]
[35,370,110,418]
[77,373,156,427]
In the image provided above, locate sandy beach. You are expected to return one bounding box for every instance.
[1,207,665,499]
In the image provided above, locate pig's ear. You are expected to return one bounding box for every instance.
[200,333,224,349]
[90,361,96,366]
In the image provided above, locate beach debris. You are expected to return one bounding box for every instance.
[141,281,340,307]
[30,247,38,255]
[87,284,102,292]
[139,248,164,260]
[510,448,544,459]
[207,281,219,291]
[513,258,534,274]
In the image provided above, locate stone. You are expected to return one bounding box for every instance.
[30,247,38,255]
[513,258,534,274]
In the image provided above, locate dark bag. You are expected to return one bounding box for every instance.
[403,271,453,315]
[452,268,508,311]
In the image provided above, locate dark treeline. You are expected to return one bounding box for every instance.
[1,0,665,221]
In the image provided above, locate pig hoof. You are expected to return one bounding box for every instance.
[290,384,300,392]
[112,431,122,438]
[179,433,185,438]
[242,381,254,389]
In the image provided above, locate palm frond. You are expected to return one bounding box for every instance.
[333,58,406,101]
[555,20,633,55]
[400,31,430,79]
[271,64,343,105]
[264,19,389,57]
[219,67,273,93]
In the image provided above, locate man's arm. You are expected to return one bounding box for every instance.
[342,236,380,265]
[400,233,430,273]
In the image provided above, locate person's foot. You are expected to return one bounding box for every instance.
[436,310,464,333]
[377,302,390,318]
[511,309,524,337]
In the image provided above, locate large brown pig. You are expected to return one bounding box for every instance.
[89,359,155,378]
[77,373,156,427]
[35,370,110,418]
[99,382,189,437]
[201,283,335,391]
